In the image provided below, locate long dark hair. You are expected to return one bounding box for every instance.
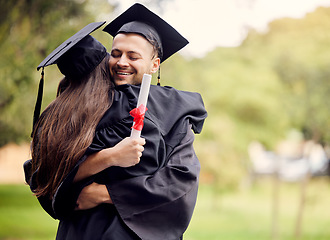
[31,54,113,197]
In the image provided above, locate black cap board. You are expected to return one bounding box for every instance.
[103,3,188,63]
[37,21,107,78]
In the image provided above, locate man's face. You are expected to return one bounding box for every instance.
[109,33,160,86]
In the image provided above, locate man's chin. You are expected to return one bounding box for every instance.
[114,79,129,86]
[114,78,142,86]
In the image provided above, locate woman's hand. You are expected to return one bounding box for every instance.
[106,137,146,168]
[74,137,145,182]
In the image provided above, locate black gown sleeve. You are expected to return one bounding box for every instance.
[23,159,57,219]
[51,156,95,220]
[107,126,200,240]
[23,156,93,220]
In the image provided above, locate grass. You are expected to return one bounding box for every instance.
[0,178,329,240]
[185,177,330,240]
[0,184,58,240]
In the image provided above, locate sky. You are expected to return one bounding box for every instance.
[108,0,330,58]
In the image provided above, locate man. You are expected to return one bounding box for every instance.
[32,3,207,240]
[73,2,190,208]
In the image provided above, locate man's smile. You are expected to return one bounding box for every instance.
[116,71,133,76]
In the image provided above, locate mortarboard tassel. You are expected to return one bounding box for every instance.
[157,67,161,86]
[31,68,44,137]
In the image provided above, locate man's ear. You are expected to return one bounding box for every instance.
[150,57,160,74]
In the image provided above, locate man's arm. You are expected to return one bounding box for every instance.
[75,182,112,210]
[74,126,200,239]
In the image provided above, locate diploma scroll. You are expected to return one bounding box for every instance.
[130,73,152,139]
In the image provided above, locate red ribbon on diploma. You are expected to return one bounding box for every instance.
[130,104,148,131]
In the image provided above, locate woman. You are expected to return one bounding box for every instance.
[26,21,145,224]
[30,36,144,200]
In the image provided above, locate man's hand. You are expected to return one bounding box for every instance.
[75,182,112,210]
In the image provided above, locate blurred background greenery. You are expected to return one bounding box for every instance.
[0,0,330,239]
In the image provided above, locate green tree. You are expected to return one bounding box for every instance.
[164,6,330,192]
[269,7,330,144]
[0,0,92,146]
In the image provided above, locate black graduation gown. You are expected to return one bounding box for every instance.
[25,84,207,240]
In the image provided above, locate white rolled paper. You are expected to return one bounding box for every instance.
[130,73,152,139]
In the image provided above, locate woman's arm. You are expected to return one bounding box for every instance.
[23,137,145,219]
[73,137,146,210]
[74,137,145,182]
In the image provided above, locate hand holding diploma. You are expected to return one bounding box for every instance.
[130,73,152,139]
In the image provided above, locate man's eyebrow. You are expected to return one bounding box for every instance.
[127,51,142,56]
[111,49,142,56]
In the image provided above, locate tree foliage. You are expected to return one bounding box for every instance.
[0,0,94,146]
[0,2,329,190]
[162,7,330,189]
[269,8,330,144]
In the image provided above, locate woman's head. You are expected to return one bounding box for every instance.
[33,22,108,134]
[57,35,107,81]
[31,24,114,197]
[32,53,113,197]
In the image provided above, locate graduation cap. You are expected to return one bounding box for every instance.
[37,21,107,76]
[32,21,107,136]
[103,3,188,63]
